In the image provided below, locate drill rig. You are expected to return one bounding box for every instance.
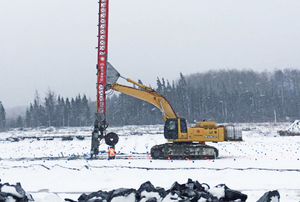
[90,0,242,159]
[91,0,120,158]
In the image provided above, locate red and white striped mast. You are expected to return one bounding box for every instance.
[96,0,109,115]
[91,0,110,158]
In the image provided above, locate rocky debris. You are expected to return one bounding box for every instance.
[61,136,74,141]
[75,179,247,202]
[257,190,280,202]
[209,184,248,202]
[76,136,85,140]
[278,120,300,136]
[0,181,33,202]
[1,135,87,142]
[0,179,280,202]
[277,130,300,136]
[286,120,300,132]
[77,188,137,202]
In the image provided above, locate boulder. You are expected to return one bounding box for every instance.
[108,188,136,201]
[0,182,33,202]
[209,184,247,202]
[78,190,109,202]
[163,179,217,202]
[257,190,280,202]
[136,181,161,202]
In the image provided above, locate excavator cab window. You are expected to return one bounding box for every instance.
[164,118,179,140]
[180,118,187,133]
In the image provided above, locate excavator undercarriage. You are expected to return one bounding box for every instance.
[151,143,219,160]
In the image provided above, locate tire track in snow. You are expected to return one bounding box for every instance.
[87,165,300,172]
[1,163,300,172]
[0,153,148,162]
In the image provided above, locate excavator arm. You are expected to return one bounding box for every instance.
[109,78,178,121]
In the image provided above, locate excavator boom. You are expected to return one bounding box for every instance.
[110,82,178,121]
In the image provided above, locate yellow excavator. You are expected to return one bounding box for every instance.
[106,65,243,159]
[91,2,241,159]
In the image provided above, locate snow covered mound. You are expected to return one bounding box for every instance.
[286,120,300,132]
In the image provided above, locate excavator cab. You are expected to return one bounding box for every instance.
[164,118,187,140]
[153,117,219,159]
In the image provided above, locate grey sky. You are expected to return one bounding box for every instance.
[1,0,300,108]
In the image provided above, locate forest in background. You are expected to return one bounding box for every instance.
[1,68,300,131]
[106,68,300,125]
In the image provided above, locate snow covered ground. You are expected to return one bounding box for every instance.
[1,122,300,201]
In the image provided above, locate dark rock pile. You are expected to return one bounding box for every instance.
[74,179,247,202]
[0,179,280,202]
[257,190,280,202]
[0,180,34,202]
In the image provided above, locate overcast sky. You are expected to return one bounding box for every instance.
[1,0,300,108]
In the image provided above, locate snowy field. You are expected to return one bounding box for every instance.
[1,122,300,201]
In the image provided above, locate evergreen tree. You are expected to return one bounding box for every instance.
[9,119,16,129]
[45,89,56,126]
[156,78,163,94]
[65,98,71,127]
[176,73,190,118]
[60,97,66,127]
[16,116,23,128]
[54,95,62,127]
[31,90,42,127]
[25,109,31,127]
[82,95,91,126]
[70,98,76,126]
[0,101,6,131]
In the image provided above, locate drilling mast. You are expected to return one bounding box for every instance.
[91,0,110,158]
[96,0,109,114]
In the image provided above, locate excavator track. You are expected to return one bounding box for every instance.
[150,143,219,160]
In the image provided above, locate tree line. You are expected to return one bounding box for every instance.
[4,90,92,129]
[106,68,300,125]
[1,68,300,131]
